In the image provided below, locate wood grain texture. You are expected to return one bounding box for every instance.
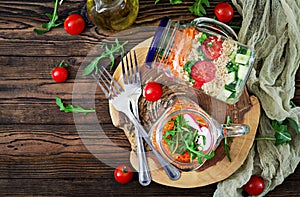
[0,0,300,196]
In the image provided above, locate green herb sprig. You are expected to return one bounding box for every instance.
[34,0,62,35]
[223,116,233,162]
[56,97,95,115]
[163,114,214,165]
[82,39,128,76]
[155,0,210,17]
[189,0,210,17]
[256,118,299,146]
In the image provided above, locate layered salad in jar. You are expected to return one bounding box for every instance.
[156,26,255,104]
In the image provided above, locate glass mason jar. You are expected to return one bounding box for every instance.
[145,17,255,104]
[86,0,139,32]
[149,96,249,171]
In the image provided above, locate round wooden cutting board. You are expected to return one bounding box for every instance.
[110,38,260,188]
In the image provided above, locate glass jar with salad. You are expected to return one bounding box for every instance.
[145,17,255,104]
[149,97,250,171]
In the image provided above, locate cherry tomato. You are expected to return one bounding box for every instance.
[193,79,205,89]
[202,36,223,60]
[114,165,134,184]
[143,82,163,102]
[243,175,265,196]
[51,67,68,83]
[64,14,85,35]
[191,61,216,84]
[214,2,234,23]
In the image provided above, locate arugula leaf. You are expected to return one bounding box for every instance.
[185,141,214,164]
[272,120,292,146]
[189,0,210,17]
[155,0,182,4]
[170,0,182,4]
[34,0,62,35]
[223,116,233,162]
[256,117,299,146]
[284,117,300,134]
[82,39,128,76]
[224,137,231,162]
[155,0,210,16]
[162,114,214,165]
[56,97,95,115]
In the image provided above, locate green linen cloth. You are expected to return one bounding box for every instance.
[214,0,300,196]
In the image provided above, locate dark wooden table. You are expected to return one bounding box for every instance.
[1,0,300,196]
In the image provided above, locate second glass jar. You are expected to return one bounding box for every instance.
[145,17,255,104]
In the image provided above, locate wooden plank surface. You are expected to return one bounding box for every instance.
[1,0,300,196]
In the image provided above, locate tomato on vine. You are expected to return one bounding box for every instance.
[51,60,68,83]
[64,14,85,35]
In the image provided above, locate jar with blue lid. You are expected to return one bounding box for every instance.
[145,17,255,105]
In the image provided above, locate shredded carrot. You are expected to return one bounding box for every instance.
[163,120,175,131]
[178,54,186,67]
[183,26,197,38]
[166,51,175,65]
[197,117,209,127]
[175,151,191,163]
[165,26,199,76]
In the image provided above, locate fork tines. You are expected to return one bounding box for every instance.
[92,66,123,100]
[121,50,139,85]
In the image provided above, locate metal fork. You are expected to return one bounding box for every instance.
[121,51,151,186]
[92,66,181,181]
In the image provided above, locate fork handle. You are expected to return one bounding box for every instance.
[127,112,181,181]
[129,98,152,186]
[135,131,151,186]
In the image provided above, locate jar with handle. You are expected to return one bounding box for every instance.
[150,97,250,171]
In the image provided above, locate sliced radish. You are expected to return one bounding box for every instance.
[183,114,212,151]
[183,114,201,132]
[197,126,212,151]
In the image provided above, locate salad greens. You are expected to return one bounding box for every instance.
[223,116,233,162]
[155,0,210,17]
[256,117,299,146]
[56,97,95,115]
[189,0,210,17]
[183,61,196,84]
[34,0,62,35]
[82,38,128,76]
[163,114,214,164]
[255,102,299,146]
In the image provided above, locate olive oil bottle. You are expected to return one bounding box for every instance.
[86,0,139,32]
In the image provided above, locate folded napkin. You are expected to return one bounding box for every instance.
[214,1,300,196]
